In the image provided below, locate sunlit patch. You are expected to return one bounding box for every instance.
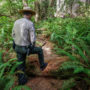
[43,46,51,55]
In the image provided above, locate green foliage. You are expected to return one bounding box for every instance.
[0,51,3,64]
[0,75,15,90]
[0,55,19,78]
[36,17,90,89]
[0,51,30,90]
[61,78,76,90]
[0,75,31,90]
[0,16,14,48]
[55,43,90,89]
[28,0,36,8]
[0,0,89,89]
[12,85,31,90]
[0,0,23,16]
[36,17,90,51]
[55,41,90,89]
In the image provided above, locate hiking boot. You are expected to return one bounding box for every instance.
[40,63,48,71]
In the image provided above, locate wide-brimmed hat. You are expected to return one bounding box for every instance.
[19,7,36,15]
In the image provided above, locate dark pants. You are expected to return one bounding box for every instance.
[15,45,45,84]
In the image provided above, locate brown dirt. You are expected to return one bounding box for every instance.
[25,55,67,90]
[25,38,68,90]
[9,35,68,90]
[26,77,63,90]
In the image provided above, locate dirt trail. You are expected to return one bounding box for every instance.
[26,77,63,90]
[25,35,68,90]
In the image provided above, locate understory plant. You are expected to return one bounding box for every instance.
[0,16,14,49]
[0,51,31,90]
[36,17,90,90]
[54,41,90,90]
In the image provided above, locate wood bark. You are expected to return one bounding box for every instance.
[22,0,28,7]
[34,0,49,22]
[55,0,88,17]
[34,1,40,22]
[49,0,56,7]
[55,0,66,17]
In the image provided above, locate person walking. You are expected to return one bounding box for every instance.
[12,7,47,85]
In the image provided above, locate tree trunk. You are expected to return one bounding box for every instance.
[22,0,28,7]
[34,1,40,22]
[49,0,56,7]
[34,0,49,22]
[55,0,87,17]
[55,0,66,17]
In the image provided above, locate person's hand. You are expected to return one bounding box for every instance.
[27,42,35,55]
[13,40,16,50]
[33,42,35,47]
[29,43,35,50]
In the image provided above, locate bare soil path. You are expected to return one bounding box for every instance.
[25,35,68,90]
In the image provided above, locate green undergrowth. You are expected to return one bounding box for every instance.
[36,17,90,49]
[0,15,90,90]
[0,50,31,90]
[0,16,14,49]
[36,17,90,90]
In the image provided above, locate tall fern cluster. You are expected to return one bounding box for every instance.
[55,44,90,90]
[0,51,30,90]
[0,16,13,49]
[36,17,90,90]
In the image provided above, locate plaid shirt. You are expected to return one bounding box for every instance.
[12,18,36,46]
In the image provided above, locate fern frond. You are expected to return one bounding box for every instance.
[0,51,3,64]
[4,76,15,90]
[10,62,22,75]
[73,43,89,64]
[12,85,31,90]
[59,61,82,71]
[61,78,76,90]
[55,47,77,61]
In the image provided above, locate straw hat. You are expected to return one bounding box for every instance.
[19,7,36,15]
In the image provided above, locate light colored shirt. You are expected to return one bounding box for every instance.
[12,18,36,46]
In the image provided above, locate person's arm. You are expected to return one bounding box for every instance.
[29,23,36,46]
[12,27,15,38]
[12,22,16,39]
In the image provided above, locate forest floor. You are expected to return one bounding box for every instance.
[8,30,69,90]
[23,34,69,90]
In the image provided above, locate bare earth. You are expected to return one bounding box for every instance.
[25,36,68,90]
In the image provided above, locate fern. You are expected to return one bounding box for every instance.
[12,85,31,90]
[73,44,88,64]
[61,78,76,90]
[10,62,22,75]
[55,47,77,61]
[0,51,3,64]
[4,75,15,90]
[0,77,10,90]
[0,57,31,90]
[55,41,90,89]
[60,61,83,71]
